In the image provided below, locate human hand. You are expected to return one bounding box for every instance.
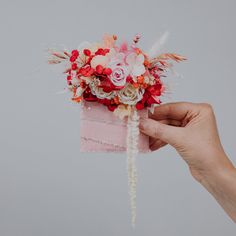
[139,102,234,182]
[139,102,236,222]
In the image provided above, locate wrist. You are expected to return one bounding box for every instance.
[197,158,236,223]
[190,151,235,184]
[200,162,236,188]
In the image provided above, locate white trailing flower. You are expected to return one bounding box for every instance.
[126,107,140,227]
[118,84,144,105]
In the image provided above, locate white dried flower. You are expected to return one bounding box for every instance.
[71,77,80,86]
[118,84,144,105]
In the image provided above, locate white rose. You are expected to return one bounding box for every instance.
[118,84,144,105]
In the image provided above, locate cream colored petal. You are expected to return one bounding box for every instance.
[132,65,146,77]
[71,78,80,86]
[126,52,137,65]
[90,55,109,69]
[76,87,85,96]
[136,53,145,64]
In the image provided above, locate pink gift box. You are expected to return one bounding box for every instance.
[80,102,150,153]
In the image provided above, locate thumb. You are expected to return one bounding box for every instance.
[139,118,183,146]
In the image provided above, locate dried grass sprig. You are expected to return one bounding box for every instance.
[151,53,186,66]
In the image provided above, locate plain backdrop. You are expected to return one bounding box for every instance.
[0,0,236,235]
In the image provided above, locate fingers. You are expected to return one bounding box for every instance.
[149,137,167,151]
[148,119,181,151]
[156,119,182,127]
[148,102,196,121]
[139,117,183,145]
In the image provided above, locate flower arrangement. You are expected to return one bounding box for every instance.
[49,34,185,118]
[48,34,186,227]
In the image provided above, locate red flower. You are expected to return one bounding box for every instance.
[98,98,111,106]
[67,75,72,81]
[80,81,86,88]
[97,98,117,111]
[147,84,162,96]
[95,65,104,74]
[83,49,91,56]
[103,49,110,54]
[95,48,110,56]
[70,55,77,62]
[98,78,114,93]
[126,75,133,83]
[71,50,79,57]
[146,96,161,106]
[139,86,162,108]
[98,77,125,92]
[79,66,94,77]
[83,88,97,101]
[107,103,118,112]
[103,68,112,76]
[71,63,77,70]
[136,101,144,110]
[67,75,72,85]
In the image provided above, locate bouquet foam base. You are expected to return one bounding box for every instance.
[80,101,150,153]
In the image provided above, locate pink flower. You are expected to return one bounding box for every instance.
[108,53,129,87]
[126,52,146,77]
[109,66,128,87]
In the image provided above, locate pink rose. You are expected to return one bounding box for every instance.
[108,53,130,87]
[109,66,128,87]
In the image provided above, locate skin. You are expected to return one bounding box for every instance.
[139,102,236,223]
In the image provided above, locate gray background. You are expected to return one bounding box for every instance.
[0,0,236,235]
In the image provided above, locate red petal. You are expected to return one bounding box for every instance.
[83,49,91,56]
[147,84,162,96]
[96,65,104,74]
[136,102,144,110]
[146,96,160,105]
[107,104,118,112]
[103,68,112,75]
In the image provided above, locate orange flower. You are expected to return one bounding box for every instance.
[114,96,120,104]
[72,96,82,102]
[135,48,142,55]
[132,82,139,88]
[137,76,144,84]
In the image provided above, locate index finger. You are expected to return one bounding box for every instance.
[148,102,196,121]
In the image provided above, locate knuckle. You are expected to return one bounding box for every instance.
[153,123,164,138]
[199,103,213,113]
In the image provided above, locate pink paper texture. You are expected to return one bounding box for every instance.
[80,102,150,153]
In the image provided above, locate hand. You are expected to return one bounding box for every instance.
[139,102,234,181]
[139,102,236,223]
